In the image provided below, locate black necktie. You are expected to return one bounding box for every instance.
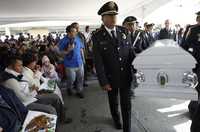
[111,30,117,44]
[131,32,135,44]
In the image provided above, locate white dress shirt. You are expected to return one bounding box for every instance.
[105,26,117,38]
[2,68,37,106]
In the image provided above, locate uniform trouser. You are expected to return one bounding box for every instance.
[193,64,200,94]
[130,74,138,94]
[191,104,200,132]
[108,86,131,132]
[35,93,65,121]
[65,65,84,93]
[191,64,200,131]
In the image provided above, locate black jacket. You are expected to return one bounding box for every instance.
[130,30,145,54]
[92,25,135,88]
[158,28,176,41]
[141,31,155,50]
[181,24,195,51]
[183,25,200,63]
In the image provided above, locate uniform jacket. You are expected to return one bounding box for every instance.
[181,24,195,50]
[184,24,200,63]
[130,30,144,54]
[142,31,155,49]
[92,25,135,88]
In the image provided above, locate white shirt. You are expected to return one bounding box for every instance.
[2,68,37,106]
[83,32,91,43]
[105,26,117,38]
[22,67,41,88]
[22,67,64,104]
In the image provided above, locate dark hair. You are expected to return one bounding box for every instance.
[39,45,47,52]
[26,49,39,59]
[122,21,126,26]
[71,22,79,27]
[178,28,184,36]
[196,16,200,21]
[66,25,76,33]
[22,52,37,67]
[85,26,89,30]
[6,55,22,67]
[19,43,26,49]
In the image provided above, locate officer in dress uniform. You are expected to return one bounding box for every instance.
[181,15,199,51]
[181,23,196,49]
[144,23,156,46]
[123,16,146,54]
[181,11,200,132]
[181,24,193,45]
[92,1,135,132]
[122,16,145,98]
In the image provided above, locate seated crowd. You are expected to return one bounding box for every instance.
[0,22,95,131]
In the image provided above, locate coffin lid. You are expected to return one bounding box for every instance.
[133,39,196,68]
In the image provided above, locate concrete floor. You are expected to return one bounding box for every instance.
[57,79,192,132]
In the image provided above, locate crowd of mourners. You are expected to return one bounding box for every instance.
[0,19,193,131]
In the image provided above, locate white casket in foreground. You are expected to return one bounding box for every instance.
[133,39,198,100]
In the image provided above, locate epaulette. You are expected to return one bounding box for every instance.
[91,27,103,37]
[189,24,199,30]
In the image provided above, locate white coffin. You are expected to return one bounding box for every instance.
[133,39,198,100]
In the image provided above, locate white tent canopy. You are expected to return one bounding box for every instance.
[144,0,200,26]
[0,0,173,25]
[0,0,199,27]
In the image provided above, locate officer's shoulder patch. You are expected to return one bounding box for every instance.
[94,28,104,35]
[92,29,103,40]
